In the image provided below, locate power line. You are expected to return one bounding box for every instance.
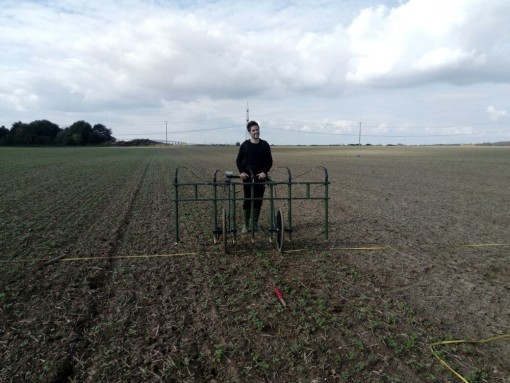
[115,126,508,138]
[106,117,239,127]
[115,126,237,136]
[279,119,505,129]
[264,126,509,138]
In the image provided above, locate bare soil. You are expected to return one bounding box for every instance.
[1,146,509,383]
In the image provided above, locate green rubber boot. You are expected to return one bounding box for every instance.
[241,210,250,234]
[253,209,261,231]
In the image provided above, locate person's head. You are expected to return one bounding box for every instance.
[247,120,260,141]
[246,120,259,132]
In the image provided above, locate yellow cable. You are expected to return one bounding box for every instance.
[429,334,510,383]
[331,246,394,250]
[458,243,506,248]
[60,252,198,261]
[329,243,506,251]
[0,243,507,264]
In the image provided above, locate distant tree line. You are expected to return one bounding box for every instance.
[0,120,116,146]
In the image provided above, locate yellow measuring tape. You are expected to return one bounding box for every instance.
[0,243,506,264]
[60,252,198,261]
[0,252,198,264]
[330,243,506,251]
[331,246,393,250]
[457,243,507,248]
[429,334,510,382]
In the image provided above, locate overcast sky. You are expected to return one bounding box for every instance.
[1,0,509,145]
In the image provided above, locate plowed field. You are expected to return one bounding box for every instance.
[1,146,509,382]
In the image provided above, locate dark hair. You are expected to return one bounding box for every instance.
[246,120,259,132]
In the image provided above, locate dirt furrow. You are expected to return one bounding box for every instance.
[47,157,153,382]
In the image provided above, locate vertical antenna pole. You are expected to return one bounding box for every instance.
[358,122,361,146]
[246,101,250,140]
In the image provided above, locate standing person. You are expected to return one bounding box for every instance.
[236,120,273,234]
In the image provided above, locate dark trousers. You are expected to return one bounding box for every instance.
[242,180,265,210]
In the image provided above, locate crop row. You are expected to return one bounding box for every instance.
[2,146,508,382]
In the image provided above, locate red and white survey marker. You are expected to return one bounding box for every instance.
[274,288,286,307]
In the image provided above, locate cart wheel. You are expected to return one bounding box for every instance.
[222,208,227,253]
[274,208,284,253]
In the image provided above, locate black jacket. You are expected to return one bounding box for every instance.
[236,139,273,177]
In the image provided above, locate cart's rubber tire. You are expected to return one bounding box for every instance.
[222,208,227,253]
[274,209,284,253]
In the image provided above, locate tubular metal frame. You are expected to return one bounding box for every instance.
[173,166,330,244]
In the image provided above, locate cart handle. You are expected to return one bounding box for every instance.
[224,171,240,179]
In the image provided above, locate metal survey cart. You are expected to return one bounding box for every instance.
[173,166,330,253]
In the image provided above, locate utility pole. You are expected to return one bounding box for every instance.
[165,121,168,144]
[246,102,250,140]
[358,122,362,146]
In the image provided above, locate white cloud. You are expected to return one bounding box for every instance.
[486,105,507,121]
[346,0,510,85]
[415,48,485,71]
[0,0,509,145]
[0,2,351,109]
